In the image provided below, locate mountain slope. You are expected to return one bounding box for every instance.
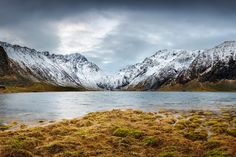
[160,41,236,91]
[176,41,236,83]
[98,41,236,91]
[0,42,103,90]
[0,41,236,91]
[98,49,203,90]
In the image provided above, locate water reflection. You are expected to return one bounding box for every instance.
[0,91,235,123]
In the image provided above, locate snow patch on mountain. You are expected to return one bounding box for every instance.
[0,41,104,89]
[98,49,203,89]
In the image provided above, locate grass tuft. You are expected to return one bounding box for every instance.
[183,131,208,141]
[113,128,144,139]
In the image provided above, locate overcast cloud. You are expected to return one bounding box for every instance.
[0,0,236,72]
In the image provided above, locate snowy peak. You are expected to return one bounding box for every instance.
[0,41,89,64]
[215,41,236,48]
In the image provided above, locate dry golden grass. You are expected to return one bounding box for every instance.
[159,80,236,92]
[0,109,235,157]
[0,82,85,93]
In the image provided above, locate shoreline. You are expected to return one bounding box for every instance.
[1,89,236,94]
[0,109,235,157]
[1,80,236,93]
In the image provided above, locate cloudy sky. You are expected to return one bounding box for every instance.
[0,0,236,72]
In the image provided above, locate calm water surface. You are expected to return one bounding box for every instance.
[0,92,236,124]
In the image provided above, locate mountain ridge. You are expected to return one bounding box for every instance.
[0,41,236,91]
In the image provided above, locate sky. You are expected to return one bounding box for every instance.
[0,0,236,72]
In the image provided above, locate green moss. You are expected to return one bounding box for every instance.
[206,150,230,157]
[143,136,159,146]
[113,128,144,139]
[189,115,203,124]
[74,129,88,136]
[226,128,236,137]
[175,123,185,130]
[203,111,214,116]
[207,121,229,134]
[130,129,144,138]
[175,119,191,129]
[205,120,219,126]
[232,117,236,124]
[188,122,200,129]
[213,122,229,128]
[9,137,40,150]
[9,138,25,149]
[113,128,130,137]
[211,126,227,134]
[175,117,201,130]
[158,151,176,157]
[184,131,208,141]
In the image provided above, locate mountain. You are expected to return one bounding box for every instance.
[98,49,202,90]
[176,41,236,83]
[0,41,236,92]
[0,41,103,91]
[102,41,236,91]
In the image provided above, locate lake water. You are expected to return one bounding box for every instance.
[0,92,236,124]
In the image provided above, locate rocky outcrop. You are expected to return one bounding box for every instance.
[0,46,10,76]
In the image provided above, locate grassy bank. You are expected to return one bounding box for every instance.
[1,80,236,93]
[0,83,85,93]
[159,80,236,92]
[0,109,235,157]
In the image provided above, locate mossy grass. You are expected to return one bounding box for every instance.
[206,150,230,157]
[226,128,236,137]
[183,130,208,141]
[143,136,160,146]
[157,151,177,157]
[113,128,144,139]
[0,109,235,157]
[204,140,222,149]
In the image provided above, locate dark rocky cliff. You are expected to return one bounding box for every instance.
[0,46,10,76]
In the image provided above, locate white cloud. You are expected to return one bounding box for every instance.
[1,9,236,73]
[56,14,121,55]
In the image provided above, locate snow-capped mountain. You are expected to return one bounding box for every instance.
[101,41,236,90]
[176,41,236,83]
[98,49,203,90]
[0,41,103,89]
[0,41,236,91]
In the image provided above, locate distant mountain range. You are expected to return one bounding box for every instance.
[0,41,236,91]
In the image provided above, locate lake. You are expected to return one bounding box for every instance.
[0,91,236,124]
